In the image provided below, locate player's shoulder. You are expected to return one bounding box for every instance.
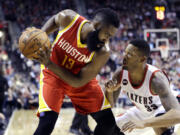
[150,70,169,94]
[55,9,80,28]
[147,64,163,82]
[60,9,77,19]
[147,64,160,72]
[151,71,166,84]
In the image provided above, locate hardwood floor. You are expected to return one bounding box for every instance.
[4,108,180,135]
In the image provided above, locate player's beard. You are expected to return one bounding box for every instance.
[87,29,104,52]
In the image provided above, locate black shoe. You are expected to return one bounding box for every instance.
[70,128,83,135]
[81,129,93,135]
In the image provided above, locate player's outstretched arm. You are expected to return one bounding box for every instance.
[105,88,121,107]
[142,109,180,128]
[105,68,122,92]
[105,68,122,107]
[41,9,76,35]
[121,108,180,132]
[36,45,110,87]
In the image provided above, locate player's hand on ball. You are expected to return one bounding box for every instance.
[105,78,119,92]
[35,46,52,67]
[19,27,51,60]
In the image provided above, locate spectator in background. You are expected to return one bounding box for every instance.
[0,67,8,114]
[0,67,8,131]
[0,0,179,134]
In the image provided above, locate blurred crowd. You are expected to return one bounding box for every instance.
[1,0,76,30]
[0,0,179,133]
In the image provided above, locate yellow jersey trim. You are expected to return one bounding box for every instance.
[58,14,80,34]
[89,52,95,62]
[102,97,111,110]
[100,87,111,110]
[38,65,51,113]
[51,14,80,49]
[77,20,89,48]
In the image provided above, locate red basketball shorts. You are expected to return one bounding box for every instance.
[37,67,111,116]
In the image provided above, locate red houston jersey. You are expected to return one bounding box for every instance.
[43,14,95,77]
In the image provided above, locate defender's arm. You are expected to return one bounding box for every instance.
[105,68,123,106]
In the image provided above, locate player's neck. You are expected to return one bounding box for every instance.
[128,64,147,85]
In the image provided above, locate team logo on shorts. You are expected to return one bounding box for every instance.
[122,79,128,85]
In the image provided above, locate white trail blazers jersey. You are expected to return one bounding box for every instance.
[120,64,169,117]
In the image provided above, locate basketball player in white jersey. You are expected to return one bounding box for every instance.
[105,39,180,135]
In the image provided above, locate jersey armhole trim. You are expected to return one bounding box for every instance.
[162,70,170,85]
[88,52,95,62]
[77,19,89,48]
[51,14,80,48]
[58,14,80,34]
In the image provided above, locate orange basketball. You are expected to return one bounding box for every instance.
[18,27,51,60]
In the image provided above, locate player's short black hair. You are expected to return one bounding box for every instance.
[94,8,119,28]
[130,39,150,57]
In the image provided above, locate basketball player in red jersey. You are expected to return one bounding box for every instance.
[33,8,125,135]
[105,39,180,135]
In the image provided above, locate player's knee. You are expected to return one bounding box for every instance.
[34,111,58,135]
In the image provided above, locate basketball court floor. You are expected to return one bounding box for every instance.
[4,108,180,135]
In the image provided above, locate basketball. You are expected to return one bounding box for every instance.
[18,27,51,60]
